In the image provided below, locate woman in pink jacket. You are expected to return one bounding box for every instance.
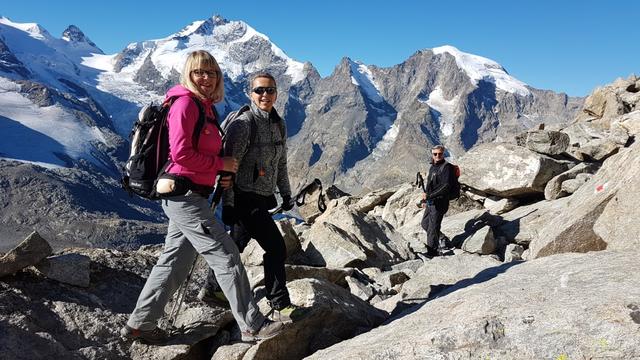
[121,50,283,344]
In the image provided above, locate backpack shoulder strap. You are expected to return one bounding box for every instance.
[190,97,206,151]
[211,105,224,138]
[236,105,257,146]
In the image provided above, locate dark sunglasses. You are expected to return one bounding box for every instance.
[432,152,444,156]
[252,87,277,95]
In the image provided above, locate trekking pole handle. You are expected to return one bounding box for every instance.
[211,171,233,210]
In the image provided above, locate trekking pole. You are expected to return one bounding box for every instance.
[166,256,198,332]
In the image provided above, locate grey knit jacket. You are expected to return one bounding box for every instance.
[222,102,291,206]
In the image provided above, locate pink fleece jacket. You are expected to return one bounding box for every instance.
[164,85,223,187]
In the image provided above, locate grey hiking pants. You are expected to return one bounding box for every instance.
[126,191,264,333]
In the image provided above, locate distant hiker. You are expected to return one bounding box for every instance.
[199,72,305,320]
[419,144,455,258]
[121,50,283,345]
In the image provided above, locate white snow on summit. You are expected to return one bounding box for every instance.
[0,16,50,40]
[108,18,307,86]
[433,45,530,96]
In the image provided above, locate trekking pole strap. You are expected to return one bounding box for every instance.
[294,178,326,212]
[268,178,325,215]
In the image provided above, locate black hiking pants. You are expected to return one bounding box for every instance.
[205,191,291,309]
[421,200,449,250]
[234,191,291,309]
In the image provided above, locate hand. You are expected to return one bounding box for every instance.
[222,157,238,173]
[416,199,426,208]
[281,195,294,211]
[219,174,233,190]
[222,206,236,226]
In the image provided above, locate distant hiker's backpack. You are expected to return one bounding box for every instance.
[121,96,207,199]
[448,163,461,200]
[221,105,285,147]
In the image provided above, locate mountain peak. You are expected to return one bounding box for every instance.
[62,25,97,47]
[176,15,229,37]
[0,16,51,39]
[431,45,530,96]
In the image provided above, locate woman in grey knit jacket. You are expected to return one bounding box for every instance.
[200,72,305,320]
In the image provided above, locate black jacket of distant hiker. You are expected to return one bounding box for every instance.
[421,159,454,252]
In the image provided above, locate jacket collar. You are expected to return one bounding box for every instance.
[250,102,282,123]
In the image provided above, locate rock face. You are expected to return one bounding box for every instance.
[0,37,30,77]
[303,199,412,268]
[0,231,52,277]
[0,161,167,253]
[544,162,600,200]
[308,251,640,360]
[457,143,571,197]
[35,253,91,287]
[520,129,570,155]
[528,141,640,258]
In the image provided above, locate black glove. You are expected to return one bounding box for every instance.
[222,206,236,226]
[281,195,294,211]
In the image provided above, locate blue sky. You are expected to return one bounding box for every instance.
[2,0,638,96]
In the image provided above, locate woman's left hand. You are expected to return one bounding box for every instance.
[219,174,234,189]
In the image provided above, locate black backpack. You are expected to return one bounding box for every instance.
[121,96,209,199]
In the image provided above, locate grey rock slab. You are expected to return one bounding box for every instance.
[458,143,570,197]
[35,253,91,287]
[307,251,640,360]
[461,226,496,255]
[523,130,570,155]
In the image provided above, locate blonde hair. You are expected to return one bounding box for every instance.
[180,50,224,103]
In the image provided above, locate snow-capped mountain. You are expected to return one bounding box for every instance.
[94,15,319,136]
[0,14,583,250]
[0,20,124,178]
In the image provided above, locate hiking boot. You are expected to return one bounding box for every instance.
[241,319,285,342]
[269,304,311,322]
[197,288,230,308]
[425,246,440,259]
[120,325,168,345]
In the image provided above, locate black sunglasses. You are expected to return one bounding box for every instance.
[252,87,277,95]
[432,152,444,156]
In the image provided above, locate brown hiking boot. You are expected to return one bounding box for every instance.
[241,319,285,342]
[120,325,168,345]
